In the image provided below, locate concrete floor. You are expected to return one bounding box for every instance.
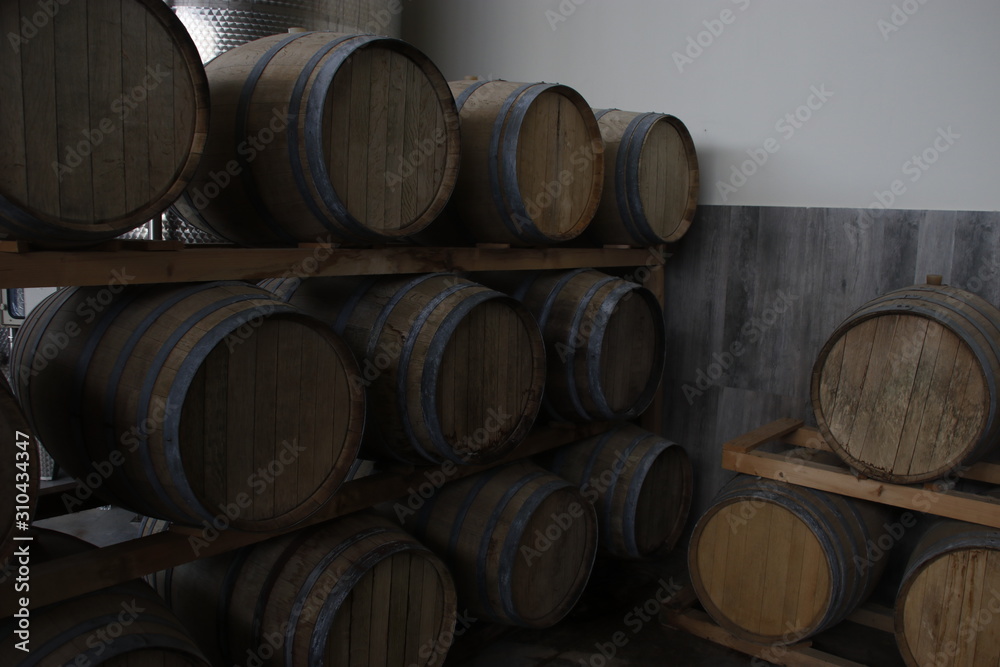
[35,508,769,666]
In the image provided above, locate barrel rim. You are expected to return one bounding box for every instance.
[592,109,699,245]
[506,83,605,243]
[501,480,598,628]
[421,291,546,465]
[459,80,604,244]
[587,280,666,420]
[639,114,699,243]
[626,437,693,558]
[0,0,210,241]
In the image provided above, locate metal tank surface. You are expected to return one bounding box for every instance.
[164,0,403,61]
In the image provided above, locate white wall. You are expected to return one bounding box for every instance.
[404,0,1000,211]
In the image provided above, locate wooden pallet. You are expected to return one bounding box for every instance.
[660,585,896,667]
[723,419,1000,528]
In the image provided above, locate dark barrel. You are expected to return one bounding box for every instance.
[478,268,665,422]
[172,31,460,245]
[401,460,598,628]
[437,79,604,245]
[590,109,699,246]
[140,512,458,667]
[10,282,364,530]
[0,0,208,245]
[261,274,546,465]
[543,424,692,559]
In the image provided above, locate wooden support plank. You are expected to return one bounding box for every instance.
[723,417,804,454]
[3,421,612,615]
[0,241,30,254]
[846,604,896,634]
[661,608,873,667]
[779,425,1000,483]
[723,447,1000,529]
[0,246,665,288]
[641,258,666,435]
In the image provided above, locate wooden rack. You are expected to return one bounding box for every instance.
[2,243,668,617]
[658,418,1000,666]
[661,584,899,667]
[722,418,1000,528]
[0,243,662,288]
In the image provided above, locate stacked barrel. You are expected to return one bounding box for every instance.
[687,277,1000,665]
[0,1,702,664]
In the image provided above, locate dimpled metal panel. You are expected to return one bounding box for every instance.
[165,1,402,62]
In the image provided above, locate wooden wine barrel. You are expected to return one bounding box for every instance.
[590,109,699,245]
[0,0,208,245]
[261,274,545,465]
[10,282,364,530]
[441,79,605,245]
[689,477,890,644]
[0,375,35,571]
[404,461,598,628]
[812,282,1000,483]
[172,31,460,245]
[478,269,665,422]
[141,512,458,667]
[895,520,1000,667]
[544,424,691,559]
[0,529,211,667]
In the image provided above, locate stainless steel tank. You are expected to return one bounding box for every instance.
[164,0,403,62]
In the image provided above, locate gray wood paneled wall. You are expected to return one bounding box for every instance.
[661,205,1000,523]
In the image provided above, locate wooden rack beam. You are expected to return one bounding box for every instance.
[0,245,666,288]
[722,420,1000,529]
[4,422,610,616]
